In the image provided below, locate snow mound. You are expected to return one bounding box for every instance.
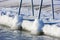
[22,19,44,34]
[0,15,23,30]
[43,24,60,37]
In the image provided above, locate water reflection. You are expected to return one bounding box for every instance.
[0,26,60,40]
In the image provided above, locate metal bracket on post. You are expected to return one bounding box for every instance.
[31,0,34,16]
[38,0,43,19]
[52,0,55,19]
[18,0,22,15]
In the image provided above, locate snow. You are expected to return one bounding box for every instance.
[22,19,44,34]
[31,19,44,34]
[0,0,60,37]
[43,24,60,37]
[0,7,60,33]
[0,14,23,29]
[22,20,33,31]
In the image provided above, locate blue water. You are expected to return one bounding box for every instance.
[0,26,60,40]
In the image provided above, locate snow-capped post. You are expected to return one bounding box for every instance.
[31,0,34,16]
[52,0,54,19]
[18,0,22,15]
[38,0,43,19]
